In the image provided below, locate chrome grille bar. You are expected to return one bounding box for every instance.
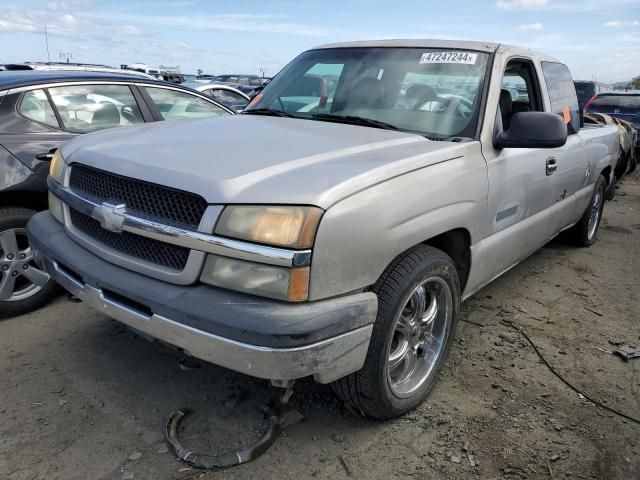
[49,177,312,268]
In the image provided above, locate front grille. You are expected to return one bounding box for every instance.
[69,207,190,271]
[69,164,207,228]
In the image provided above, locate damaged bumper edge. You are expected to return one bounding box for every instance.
[28,211,377,384]
[42,256,373,383]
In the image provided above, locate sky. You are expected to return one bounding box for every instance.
[0,0,638,82]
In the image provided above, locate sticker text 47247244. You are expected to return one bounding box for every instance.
[420,51,478,65]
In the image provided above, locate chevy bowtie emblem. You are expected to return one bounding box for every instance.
[93,201,126,233]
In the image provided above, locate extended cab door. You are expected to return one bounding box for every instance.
[476,58,558,283]
[538,62,587,227]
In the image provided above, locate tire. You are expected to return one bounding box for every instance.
[0,207,60,319]
[605,174,616,201]
[563,175,606,247]
[332,245,460,419]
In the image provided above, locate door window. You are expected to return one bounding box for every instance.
[18,90,59,128]
[541,62,580,134]
[47,84,144,133]
[498,60,542,131]
[144,87,227,120]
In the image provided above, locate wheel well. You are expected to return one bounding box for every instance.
[600,166,612,186]
[422,228,471,291]
[0,190,47,211]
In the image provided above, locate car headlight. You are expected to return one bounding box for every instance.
[200,255,310,302]
[215,205,322,249]
[49,150,65,183]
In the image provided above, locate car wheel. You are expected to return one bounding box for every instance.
[332,245,460,419]
[0,207,60,319]
[563,175,606,247]
[605,174,616,201]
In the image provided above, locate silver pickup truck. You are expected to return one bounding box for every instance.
[27,40,618,419]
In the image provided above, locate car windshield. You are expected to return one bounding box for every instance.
[246,47,490,138]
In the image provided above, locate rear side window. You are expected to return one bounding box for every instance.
[589,94,640,111]
[48,84,144,133]
[19,90,59,128]
[144,87,227,120]
[541,62,580,133]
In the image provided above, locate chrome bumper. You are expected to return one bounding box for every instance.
[43,257,373,384]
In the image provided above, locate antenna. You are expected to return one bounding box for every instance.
[44,26,51,63]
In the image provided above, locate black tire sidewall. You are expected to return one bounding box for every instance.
[370,248,460,416]
[0,208,59,319]
[585,176,606,246]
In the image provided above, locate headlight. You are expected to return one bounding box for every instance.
[200,255,310,302]
[215,205,322,249]
[49,150,64,183]
[48,191,64,223]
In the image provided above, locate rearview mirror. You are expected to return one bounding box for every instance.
[494,111,567,149]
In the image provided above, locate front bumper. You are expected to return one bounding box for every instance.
[28,211,377,383]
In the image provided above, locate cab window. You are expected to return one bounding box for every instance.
[47,84,144,133]
[144,87,227,120]
[541,62,580,134]
[497,59,542,131]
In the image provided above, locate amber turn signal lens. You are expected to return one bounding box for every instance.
[288,267,310,302]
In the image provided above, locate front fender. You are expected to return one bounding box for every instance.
[309,146,487,300]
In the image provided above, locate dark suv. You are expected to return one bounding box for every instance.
[0,71,233,318]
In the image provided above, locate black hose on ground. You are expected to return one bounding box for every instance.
[165,397,303,470]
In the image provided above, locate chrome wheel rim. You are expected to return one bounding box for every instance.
[0,228,50,302]
[587,188,602,240]
[386,276,452,398]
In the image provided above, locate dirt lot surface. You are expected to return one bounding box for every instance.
[1,176,639,480]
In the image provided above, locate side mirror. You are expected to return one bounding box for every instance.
[494,111,568,149]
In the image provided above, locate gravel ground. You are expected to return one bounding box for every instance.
[1,175,639,480]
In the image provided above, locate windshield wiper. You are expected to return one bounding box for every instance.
[242,108,295,118]
[310,113,398,131]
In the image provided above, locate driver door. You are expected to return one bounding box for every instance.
[478,58,558,282]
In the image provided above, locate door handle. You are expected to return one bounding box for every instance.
[546,157,557,176]
[35,149,57,161]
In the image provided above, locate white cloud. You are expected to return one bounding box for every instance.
[604,20,640,28]
[517,23,544,31]
[496,0,549,10]
[81,12,344,37]
[115,25,144,36]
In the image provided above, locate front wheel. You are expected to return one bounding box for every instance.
[0,207,60,319]
[332,245,460,419]
[563,175,606,247]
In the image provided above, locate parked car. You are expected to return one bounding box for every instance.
[0,71,234,318]
[212,74,264,95]
[584,93,640,155]
[574,80,613,112]
[182,82,250,112]
[29,40,618,419]
[584,112,637,190]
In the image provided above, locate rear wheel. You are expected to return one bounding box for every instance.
[0,208,59,319]
[563,175,606,247]
[332,245,460,419]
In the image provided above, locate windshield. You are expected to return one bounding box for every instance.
[246,47,490,138]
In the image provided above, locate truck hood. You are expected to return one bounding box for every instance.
[62,115,467,208]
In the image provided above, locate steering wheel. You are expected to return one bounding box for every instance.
[414,96,471,118]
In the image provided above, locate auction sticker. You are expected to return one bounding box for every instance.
[420,51,477,64]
